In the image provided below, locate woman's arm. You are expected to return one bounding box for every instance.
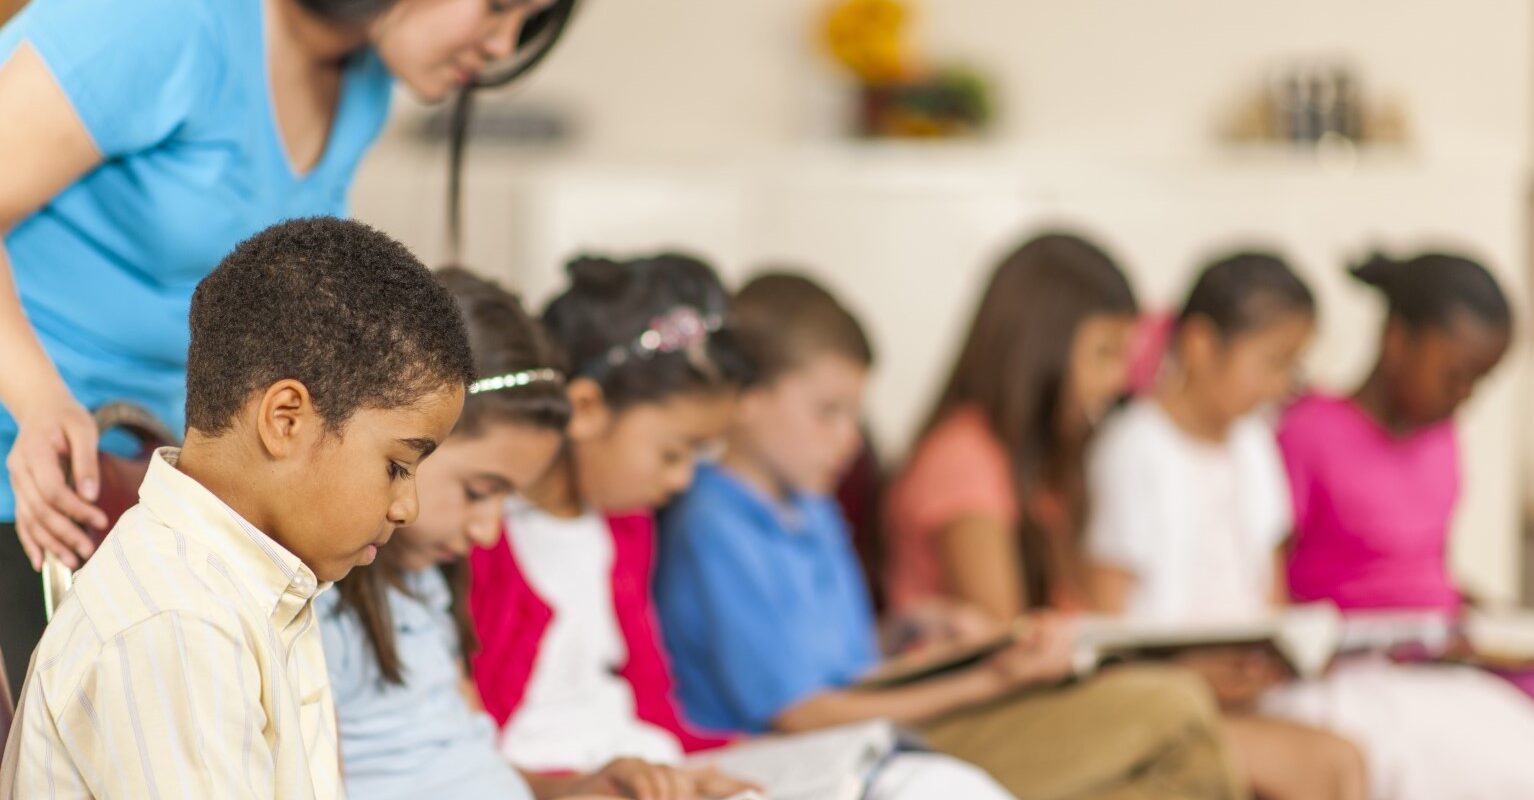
[0,43,109,568]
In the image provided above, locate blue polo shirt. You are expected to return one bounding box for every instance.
[655,463,880,733]
[0,0,393,519]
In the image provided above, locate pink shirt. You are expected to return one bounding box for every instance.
[1277,394,1462,613]
[883,406,1019,611]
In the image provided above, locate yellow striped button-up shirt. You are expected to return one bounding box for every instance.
[2,447,343,798]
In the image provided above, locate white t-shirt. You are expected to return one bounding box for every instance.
[1086,399,1292,623]
[496,498,684,772]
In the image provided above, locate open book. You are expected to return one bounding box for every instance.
[1335,608,1534,668]
[1074,604,1344,680]
[686,720,897,800]
[857,604,1346,690]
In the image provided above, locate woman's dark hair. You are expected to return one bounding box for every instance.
[1351,251,1511,332]
[1177,251,1315,338]
[542,252,754,409]
[446,0,581,259]
[295,0,581,261]
[334,265,572,687]
[298,0,576,55]
[922,231,1138,607]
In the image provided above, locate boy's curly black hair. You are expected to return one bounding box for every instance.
[185,217,476,435]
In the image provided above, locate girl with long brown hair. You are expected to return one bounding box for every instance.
[884,231,1139,620]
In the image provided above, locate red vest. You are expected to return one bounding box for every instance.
[468,511,733,754]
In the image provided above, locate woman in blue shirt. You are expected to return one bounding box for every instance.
[0,0,575,697]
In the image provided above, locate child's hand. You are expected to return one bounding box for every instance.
[884,596,1003,652]
[1174,646,1287,711]
[980,613,1076,691]
[690,766,762,799]
[579,758,759,800]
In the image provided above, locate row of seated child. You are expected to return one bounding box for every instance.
[8,216,1534,800]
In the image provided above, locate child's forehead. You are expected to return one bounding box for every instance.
[348,387,466,443]
[619,391,734,427]
[795,351,870,379]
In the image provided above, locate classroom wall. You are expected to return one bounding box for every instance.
[466,0,1530,164]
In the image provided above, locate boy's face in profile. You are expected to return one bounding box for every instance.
[277,385,465,582]
[737,353,867,495]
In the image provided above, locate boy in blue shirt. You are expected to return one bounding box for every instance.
[655,274,1244,800]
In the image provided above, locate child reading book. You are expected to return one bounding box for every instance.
[468,253,756,792]
[883,231,1142,620]
[656,271,1246,800]
[1083,252,1367,800]
[320,267,753,799]
[2,218,473,797]
[1086,250,1534,800]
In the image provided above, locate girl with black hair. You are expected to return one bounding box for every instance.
[1262,251,1534,800]
[0,0,578,698]
[468,252,762,797]
[1083,252,1369,800]
[1282,251,1512,613]
[319,267,747,799]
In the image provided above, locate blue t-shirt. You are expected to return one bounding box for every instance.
[655,463,880,733]
[318,567,534,800]
[0,0,393,519]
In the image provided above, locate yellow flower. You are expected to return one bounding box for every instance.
[823,0,911,84]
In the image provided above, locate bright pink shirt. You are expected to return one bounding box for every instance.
[1277,394,1462,614]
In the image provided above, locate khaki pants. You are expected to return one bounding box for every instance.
[919,665,1247,800]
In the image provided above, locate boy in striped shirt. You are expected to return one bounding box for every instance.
[2,217,473,798]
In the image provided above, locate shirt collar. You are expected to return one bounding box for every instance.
[139,447,328,628]
[699,463,813,536]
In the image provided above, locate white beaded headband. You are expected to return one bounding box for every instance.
[467,367,565,396]
[580,305,724,378]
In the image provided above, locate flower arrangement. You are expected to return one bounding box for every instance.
[820,0,994,139]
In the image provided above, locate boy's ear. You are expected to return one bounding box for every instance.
[564,377,613,442]
[1179,318,1222,373]
[1380,317,1413,371]
[255,379,321,459]
[732,383,769,425]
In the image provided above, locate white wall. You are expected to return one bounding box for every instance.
[450,0,1530,163]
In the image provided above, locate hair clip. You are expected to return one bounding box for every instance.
[600,306,724,370]
[468,368,565,395]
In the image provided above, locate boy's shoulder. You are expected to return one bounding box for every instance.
[670,465,760,523]
[663,466,792,555]
[54,504,253,642]
[25,505,255,714]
